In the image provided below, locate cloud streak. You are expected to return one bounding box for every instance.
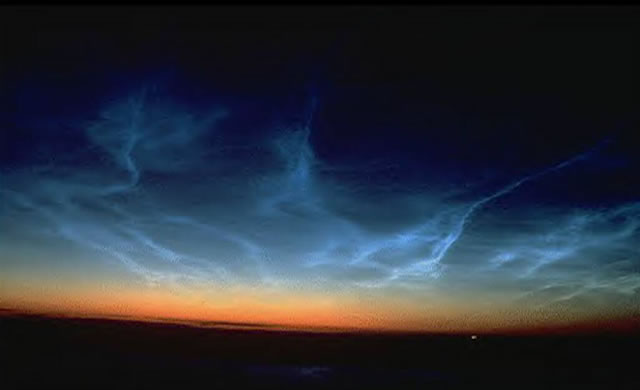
[1,86,638,321]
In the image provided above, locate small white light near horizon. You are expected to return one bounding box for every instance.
[471,335,478,340]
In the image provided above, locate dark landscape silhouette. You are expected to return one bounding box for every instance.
[2,311,639,389]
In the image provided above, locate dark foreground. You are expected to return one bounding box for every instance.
[1,313,638,389]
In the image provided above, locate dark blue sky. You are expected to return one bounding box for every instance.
[1,6,638,330]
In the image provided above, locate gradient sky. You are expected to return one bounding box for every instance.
[1,7,639,332]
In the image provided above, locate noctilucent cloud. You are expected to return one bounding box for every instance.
[1,8,639,332]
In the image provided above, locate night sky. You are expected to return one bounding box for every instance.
[1,6,639,332]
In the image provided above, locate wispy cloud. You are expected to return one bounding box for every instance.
[1,86,637,319]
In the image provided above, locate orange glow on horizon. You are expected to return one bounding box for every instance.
[2,273,636,334]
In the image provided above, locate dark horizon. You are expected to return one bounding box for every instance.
[2,307,639,337]
[2,310,639,389]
